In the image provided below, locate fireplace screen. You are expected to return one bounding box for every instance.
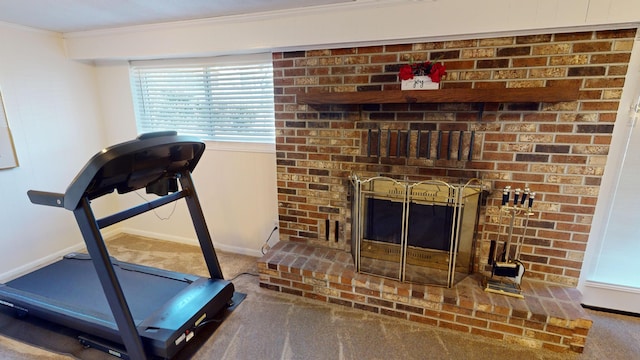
[351,176,483,287]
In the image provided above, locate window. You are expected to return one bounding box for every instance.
[130,53,275,144]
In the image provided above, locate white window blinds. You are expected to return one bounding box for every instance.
[130,53,275,143]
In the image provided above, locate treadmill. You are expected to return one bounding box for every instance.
[0,132,235,359]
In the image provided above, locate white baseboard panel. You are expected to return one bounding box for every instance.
[215,243,264,259]
[119,228,263,258]
[0,227,134,283]
[0,242,86,283]
[581,280,640,314]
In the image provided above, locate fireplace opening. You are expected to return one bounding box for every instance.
[351,176,484,287]
[365,199,454,251]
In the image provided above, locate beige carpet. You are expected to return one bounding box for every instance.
[1,233,639,359]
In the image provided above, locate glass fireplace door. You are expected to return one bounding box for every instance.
[404,181,457,287]
[357,177,406,281]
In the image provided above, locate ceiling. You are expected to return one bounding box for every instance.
[0,0,354,33]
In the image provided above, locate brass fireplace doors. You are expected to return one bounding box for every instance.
[351,176,483,287]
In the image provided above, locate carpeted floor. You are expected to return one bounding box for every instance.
[1,233,639,359]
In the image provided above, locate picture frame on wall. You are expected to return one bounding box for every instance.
[0,90,19,169]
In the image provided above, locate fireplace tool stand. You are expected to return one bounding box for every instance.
[484,186,535,299]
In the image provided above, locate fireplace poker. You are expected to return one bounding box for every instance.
[406,129,411,158]
[416,129,421,158]
[468,131,475,161]
[426,130,431,159]
[494,185,510,263]
[504,188,523,260]
[457,130,464,161]
[514,191,534,259]
[367,128,372,157]
[504,191,518,261]
[436,130,442,159]
[396,129,401,157]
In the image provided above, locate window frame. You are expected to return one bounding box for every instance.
[129,53,276,148]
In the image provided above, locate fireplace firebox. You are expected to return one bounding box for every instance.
[351,176,484,287]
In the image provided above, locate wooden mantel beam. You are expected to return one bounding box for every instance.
[296,85,580,105]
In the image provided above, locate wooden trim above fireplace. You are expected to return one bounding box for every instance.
[296,85,580,105]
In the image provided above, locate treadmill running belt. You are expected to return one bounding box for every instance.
[7,255,193,324]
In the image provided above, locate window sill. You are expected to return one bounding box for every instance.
[204,140,275,154]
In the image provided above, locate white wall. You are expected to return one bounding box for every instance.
[0,23,108,281]
[114,147,279,257]
[92,61,279,256]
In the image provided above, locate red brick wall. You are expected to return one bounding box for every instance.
[273,28,637,286]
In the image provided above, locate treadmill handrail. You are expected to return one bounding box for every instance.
[27,190,65,208]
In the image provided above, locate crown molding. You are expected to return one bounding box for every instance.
[63,0,373,39]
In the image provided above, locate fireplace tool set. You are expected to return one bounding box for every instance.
[484,186,535,299]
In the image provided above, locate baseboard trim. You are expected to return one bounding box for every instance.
[0,228,121,283]
[119,228,264,258]
[581,304,640,318]
[580,280,640,315]
[583,280,640,293]
[0,242,85,282]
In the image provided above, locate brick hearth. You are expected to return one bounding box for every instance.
[258,241,592,353]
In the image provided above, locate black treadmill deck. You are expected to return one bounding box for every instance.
[1,254,234,359]
[6,254,192,322]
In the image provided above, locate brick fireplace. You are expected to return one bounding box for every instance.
[259,28,637,352]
